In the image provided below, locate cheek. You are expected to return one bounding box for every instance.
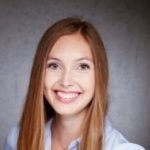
[44,72,60,88]
[44,74,50,91]
[44,73,59,100]
[44,73,58,99]
[77,74,95,92]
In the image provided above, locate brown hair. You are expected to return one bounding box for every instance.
[17,17,109,150]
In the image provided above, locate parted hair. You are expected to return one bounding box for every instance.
[17,17,109,150]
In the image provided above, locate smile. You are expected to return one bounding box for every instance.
[54,90,82,103]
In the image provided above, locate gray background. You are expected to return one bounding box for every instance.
[0,0,149,149]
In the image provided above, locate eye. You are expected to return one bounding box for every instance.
[78,63,90,71]
[47,62,60,70]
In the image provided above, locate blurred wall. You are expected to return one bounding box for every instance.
[0,0,149,149]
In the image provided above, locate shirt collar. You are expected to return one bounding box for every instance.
[44,117,112,150]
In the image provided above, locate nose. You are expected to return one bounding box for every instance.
[59,70,73,87]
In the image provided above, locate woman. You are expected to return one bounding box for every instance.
[4,17,145,150]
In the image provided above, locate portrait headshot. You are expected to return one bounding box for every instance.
[0,0,149,150]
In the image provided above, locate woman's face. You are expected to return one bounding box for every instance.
[44,33,95,117]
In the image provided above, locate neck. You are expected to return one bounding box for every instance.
[51,111,87,149]
[54,114,84,136]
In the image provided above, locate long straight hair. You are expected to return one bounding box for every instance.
[17,17,109,150]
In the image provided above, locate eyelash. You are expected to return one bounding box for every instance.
[47,62,90,71]
[78,63,90,71]
[47,62,60,70]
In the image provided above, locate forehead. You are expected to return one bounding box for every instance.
[49,33,93,60]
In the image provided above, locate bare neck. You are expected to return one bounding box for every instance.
[51,113,86,149]
[53,113,85,138]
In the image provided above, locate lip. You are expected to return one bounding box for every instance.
[53,90,82,104]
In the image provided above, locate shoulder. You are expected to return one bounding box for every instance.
[4,125,19,150]
[3,119,52,150]
[104,118,145,150]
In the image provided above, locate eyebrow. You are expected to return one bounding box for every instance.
[47,57,93,63]
[75,58,93,62]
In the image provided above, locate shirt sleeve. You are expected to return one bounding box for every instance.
[105,119,145,150]
[107,129,145,150]
[114,143,145,150]
[4,126,19,150]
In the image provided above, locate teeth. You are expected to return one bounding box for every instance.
[57,91,79,99]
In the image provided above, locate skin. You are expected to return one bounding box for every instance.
[44,33,95,150]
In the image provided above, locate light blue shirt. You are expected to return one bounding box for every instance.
[4,118,145,150]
